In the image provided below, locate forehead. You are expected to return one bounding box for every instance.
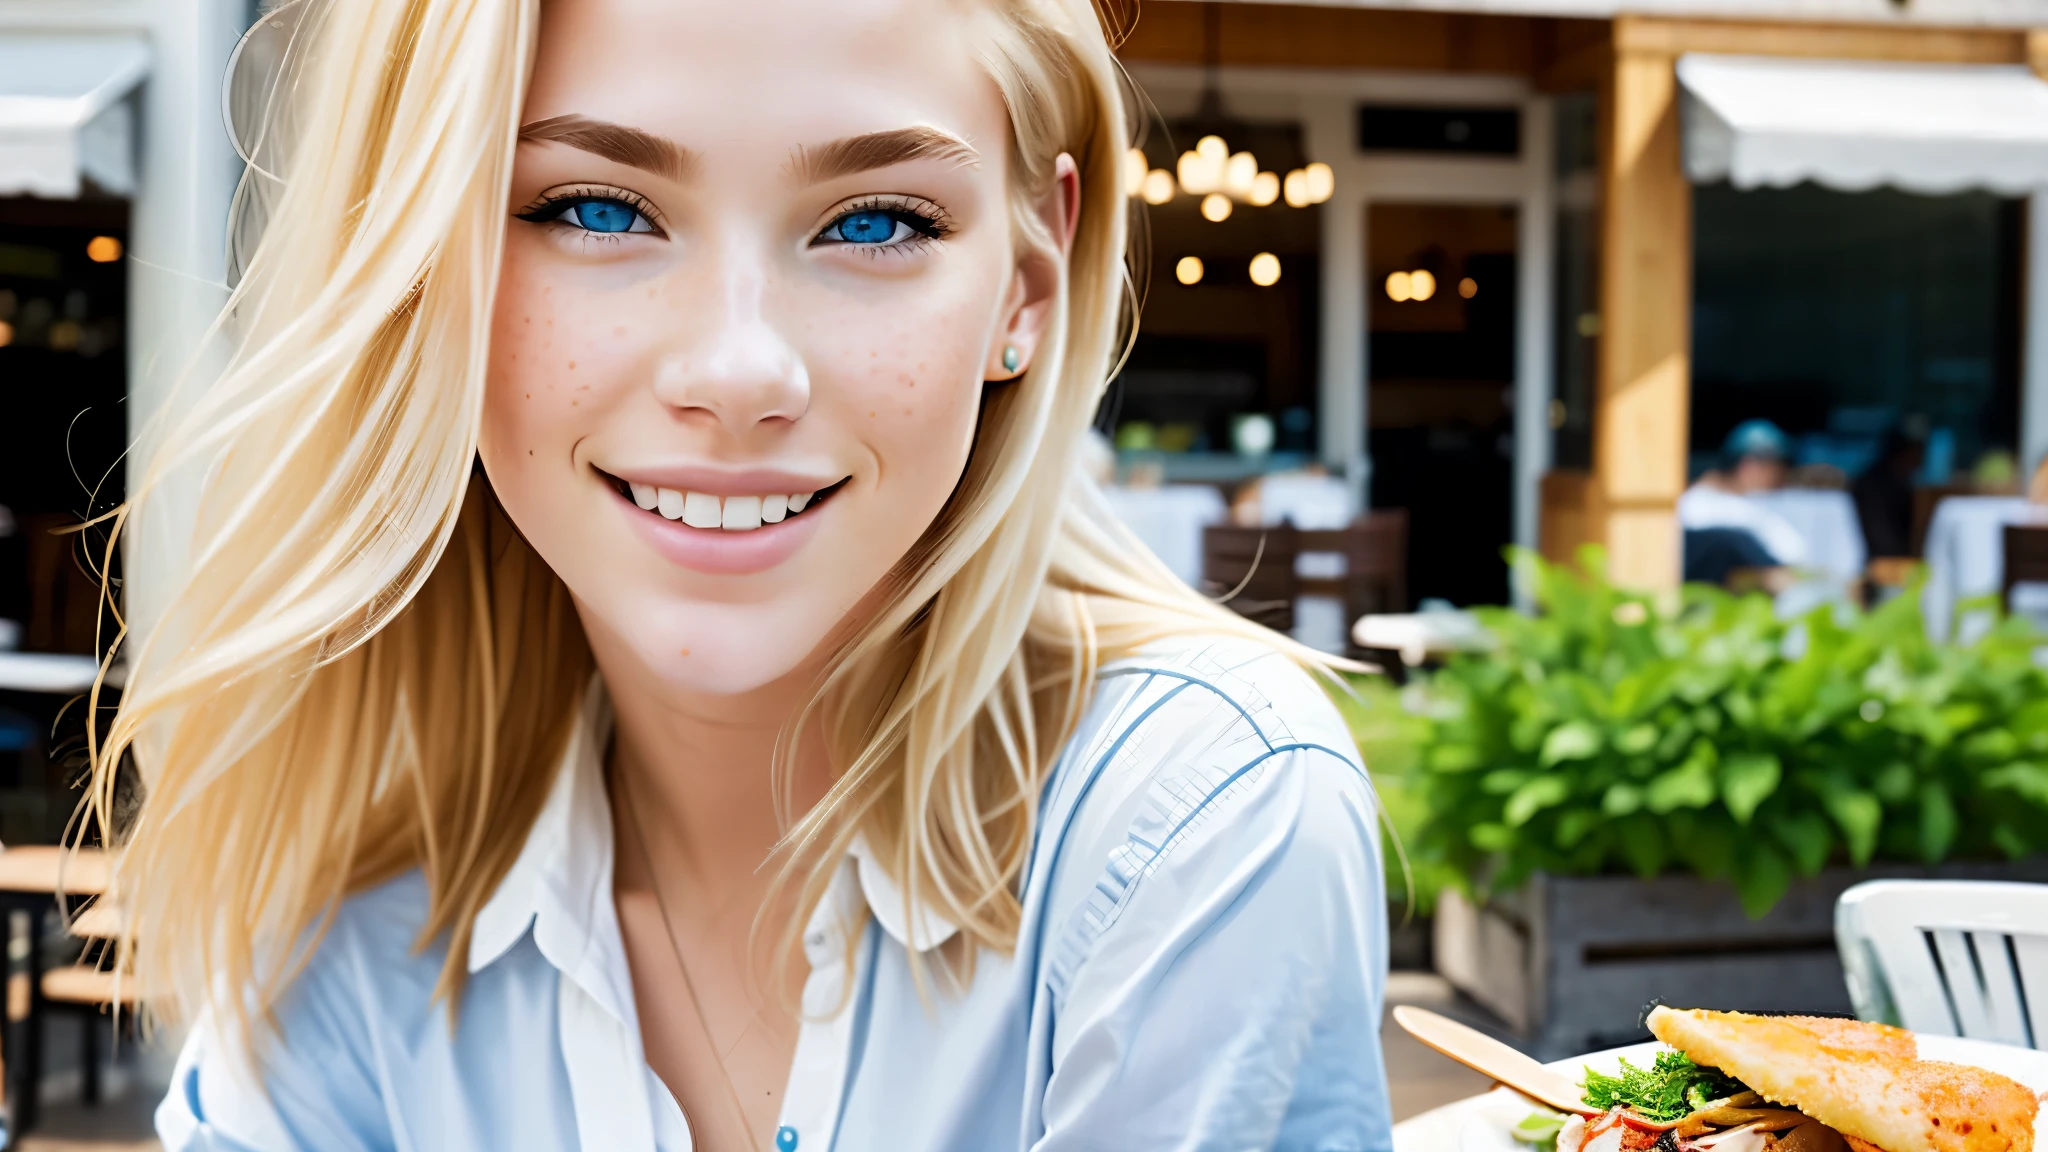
[526,0,1009,160]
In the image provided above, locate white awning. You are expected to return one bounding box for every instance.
[0,34,151,198]
[1677,54,2048,196]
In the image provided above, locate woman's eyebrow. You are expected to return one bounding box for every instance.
[790,127,980,186]
[517,114,699,182]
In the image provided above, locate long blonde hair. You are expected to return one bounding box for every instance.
[94,0,1324,1036]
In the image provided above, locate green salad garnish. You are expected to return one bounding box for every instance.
[1580,1051,1749,1122]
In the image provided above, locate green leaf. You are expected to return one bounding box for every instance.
[1719,753,1782,825]
[1617,817,1668,877]
[1555,807,1601,849]
[1919,781,1958,863]
[1823,787,1883,866]
[1602,781,1644,817]
[1985,762,2048,805]
[1767,812,1833,876]
[1872,761,1916,803]
[1540,722,1602,767]
[1426,744,1485,773]
[1646,747,1717,813]
[1614,723,1658,755]
[1469,822,1514,851]
[1505,776,1572,827]
[1734,841,1792,918]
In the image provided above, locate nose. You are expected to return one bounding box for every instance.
[652,253,810,431]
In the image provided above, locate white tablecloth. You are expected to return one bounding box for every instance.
[1100,484,1227,588]
[1750,488,1866,580]
[1257,473,1355,530]
[1921,495,2048,642]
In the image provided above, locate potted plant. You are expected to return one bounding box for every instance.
[1358,548,2048,1057]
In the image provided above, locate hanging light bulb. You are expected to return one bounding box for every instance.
[1249,252,1282,287]
[1303,162,1335,204]
[1409,270,1437,301]
[1385,271,1413,302]
[1248,171,1279,207]
[1224,151,1258,200]
[1175,256,1204,285]
[1282,168,1311,208]
[1141,169,1176,205]
[1124,147,1149,197]
[1177,135,1230,196]
[1200,193,1233,222]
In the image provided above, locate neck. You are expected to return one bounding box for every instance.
[596,639,835,898]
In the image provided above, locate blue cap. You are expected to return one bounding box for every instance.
[1722,419,1790,463]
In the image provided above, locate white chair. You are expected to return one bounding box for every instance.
[1836,879,2048,1048]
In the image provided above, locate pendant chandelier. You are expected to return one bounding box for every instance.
[1124,4,1334,219]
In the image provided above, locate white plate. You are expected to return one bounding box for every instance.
[1457,1033,2048,1152]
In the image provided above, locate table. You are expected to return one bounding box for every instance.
[1353,611,1494,668]
[1920,495,2047,642]
[1393,1094,1489,1152]
[0,654,105,695]
[0,845,108,1134]
[1749,489,1866,581]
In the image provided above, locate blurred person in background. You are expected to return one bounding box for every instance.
[97,1,1395,1150]
[1679,419,1806,583]
[1853,423,1927,559]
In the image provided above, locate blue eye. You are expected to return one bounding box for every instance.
[826,209,908,245]
[519,195,655,234]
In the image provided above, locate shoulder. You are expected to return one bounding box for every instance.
[1045,633,1374,893]
[1077,633,1363,781]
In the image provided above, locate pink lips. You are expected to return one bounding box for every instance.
[614,484,831,575]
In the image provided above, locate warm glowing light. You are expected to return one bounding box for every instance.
[85,236,121,263]
[1200,193,1233,222]
[0,320,11,348]
[1385,271,1412,302]
[1459,277,1478,299]
[1124,148,1149,196]
[1302,162,1335,203]
[47,320,80,351]
[1282,168,1311,208]
[1178,135,1231,196]
[1141,168,1176,205]
[1410,270,1437,301]
[1175,256,1205,285]
[1224,151,1258,199]
[1248,171,1279,206]
[1249,252,1282,287]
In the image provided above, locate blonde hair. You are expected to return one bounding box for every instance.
[94,0,1329,1035]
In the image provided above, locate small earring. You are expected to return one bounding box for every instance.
[1001,345,1021,373]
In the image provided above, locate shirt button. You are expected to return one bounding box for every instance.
[776,1126,799,1151]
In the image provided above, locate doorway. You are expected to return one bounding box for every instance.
[1367,202,1518,607]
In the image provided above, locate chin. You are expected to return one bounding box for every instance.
[581,595,836,699]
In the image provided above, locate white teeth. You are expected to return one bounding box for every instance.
[722,495,762,531]
[629,484,827,527]
[655,488,685,520]
[682,491,723,529]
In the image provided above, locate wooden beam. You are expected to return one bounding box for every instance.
[1592,17,1691,589]
[1118,2,1548,74]
[2029,29,2048,79]
[1612,15,2026,64]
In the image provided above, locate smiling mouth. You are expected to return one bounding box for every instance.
[597,469,851,531]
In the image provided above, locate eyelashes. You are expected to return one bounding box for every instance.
[510,187,956,255]
[810,196,954,255]
[514,186,664,239]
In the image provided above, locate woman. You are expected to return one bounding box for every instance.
[99,0,1392,1147]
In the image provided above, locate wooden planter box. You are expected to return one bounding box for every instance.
[1433,858,2048,1060]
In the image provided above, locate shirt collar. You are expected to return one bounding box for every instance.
[468,678,960,994]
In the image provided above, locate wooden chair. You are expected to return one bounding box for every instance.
[0,846,111,1130]
[1201,524,1300,632]
[2003,524,2048,613]
[1836,879,2048,1047]
[1300,510,1410,626]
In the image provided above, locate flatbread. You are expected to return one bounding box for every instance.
[1647,1007,2036,1152]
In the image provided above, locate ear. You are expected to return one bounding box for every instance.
[984,153,1081,382]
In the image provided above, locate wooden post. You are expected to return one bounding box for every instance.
[1592,17,1691,589]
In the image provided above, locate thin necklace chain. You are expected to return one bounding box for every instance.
[617,765,763,1149]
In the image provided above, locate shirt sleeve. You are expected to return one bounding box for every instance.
[1035,742,1394,1152]
[156,928,400,1152]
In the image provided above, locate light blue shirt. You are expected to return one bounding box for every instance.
[157,637,1393,1151]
